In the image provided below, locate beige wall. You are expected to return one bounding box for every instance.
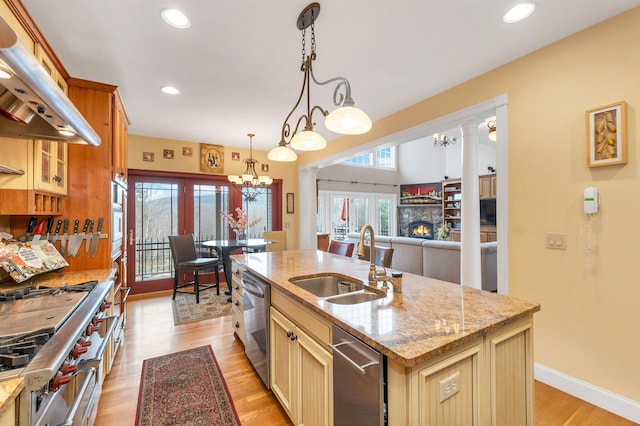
[128,134,300,249]
[301,8,640,402]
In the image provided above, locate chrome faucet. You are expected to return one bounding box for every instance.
[357,224,388,291]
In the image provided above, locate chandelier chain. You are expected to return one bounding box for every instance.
[301,27,306,67]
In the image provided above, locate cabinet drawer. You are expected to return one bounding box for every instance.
[231,289,243,311]
[232,308,245,343]
[272,290,331,347]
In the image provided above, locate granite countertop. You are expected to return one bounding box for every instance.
[0,268,115,292]
[0,377,23,417]
[233,249,540,368]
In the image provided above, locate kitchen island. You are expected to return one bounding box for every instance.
[233,249,540,426]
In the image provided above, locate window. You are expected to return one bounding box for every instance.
[344,147,395,169]
[317,190,396,240]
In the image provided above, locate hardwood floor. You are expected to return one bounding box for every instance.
[96,293,636,426]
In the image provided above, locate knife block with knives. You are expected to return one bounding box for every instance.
[15,216,108,259]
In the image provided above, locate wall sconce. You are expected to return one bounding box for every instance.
[487,120,497,141]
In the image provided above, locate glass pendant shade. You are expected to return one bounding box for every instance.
[268,145,298,162]
[289,130,327,151]
[324,105,372,135]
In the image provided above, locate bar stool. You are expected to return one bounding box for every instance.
[168,234,220,304]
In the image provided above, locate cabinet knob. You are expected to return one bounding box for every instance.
[290,334,297,341]
[286,331,293,338]
[235,322,240,328]
[234,285,240,291]
[234,300,239,306]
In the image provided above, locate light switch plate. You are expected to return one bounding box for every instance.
[546,232,567,250]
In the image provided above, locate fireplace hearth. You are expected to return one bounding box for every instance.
[408,221,434,239]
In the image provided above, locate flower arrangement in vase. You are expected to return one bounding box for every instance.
[220,207,261,241]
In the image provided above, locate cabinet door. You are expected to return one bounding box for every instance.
[479,176,492,199]
[270,307,296,420]
[412,345,481,426]
[295,327,333,426]
[112,99,129,183]
[487,321,533,426]
[34,140,68,195]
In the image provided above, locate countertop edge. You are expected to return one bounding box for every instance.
[0,377,24,417]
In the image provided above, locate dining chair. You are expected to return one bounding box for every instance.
[264,230,287,252]
[357,245,394,268]
[327,240,355,257]
[168,234,221,303]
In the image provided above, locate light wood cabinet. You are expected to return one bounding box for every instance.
[479,173,497,199]
[33,140,67,195]
[410,341,482,425]
[34,44,68,196]
[388,316,534,425]
[230,261,245,343]
[270,298,333,426]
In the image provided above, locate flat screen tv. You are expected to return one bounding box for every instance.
[480,198,497,227]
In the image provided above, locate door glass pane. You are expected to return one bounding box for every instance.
[377,198,392,236]
[242,189,271,237]
[193,184,229,246]
[331,196,349,240]
[352,197,369,233]
[134,182,179,282]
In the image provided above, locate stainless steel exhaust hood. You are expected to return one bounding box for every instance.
[0,16,101,146]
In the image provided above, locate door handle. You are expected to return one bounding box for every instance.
[128,229,134,246]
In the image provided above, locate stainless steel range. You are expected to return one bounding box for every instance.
[0,279,117,426]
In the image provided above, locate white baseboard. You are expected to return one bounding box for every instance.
[535,363,640,423]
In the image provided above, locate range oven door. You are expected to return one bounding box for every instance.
[33,367,98,426]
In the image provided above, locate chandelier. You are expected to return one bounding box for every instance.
[433,134,457,147]
[228,133,272,201]
[267,2,372,162]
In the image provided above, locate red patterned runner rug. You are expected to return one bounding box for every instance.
[135,345,241,425]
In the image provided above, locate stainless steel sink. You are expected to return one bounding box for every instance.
[289,274,363,297]
[325,292,384,305]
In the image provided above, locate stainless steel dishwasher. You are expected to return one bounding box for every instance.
[242,271,271,388]
[332,324,386,425]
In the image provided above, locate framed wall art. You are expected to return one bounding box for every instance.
[182,146,193,156]
[286,193,295,214]
[142,152,154,162]
[586,101,627,167]
[399,182,442,205]
[163,149,174,159]
[200,144,224,173]
[231,152,240,161]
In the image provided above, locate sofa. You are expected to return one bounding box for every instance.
[343,233,497,292]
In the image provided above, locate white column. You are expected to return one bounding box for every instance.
[459,119,482,289]
[298,166,318,249]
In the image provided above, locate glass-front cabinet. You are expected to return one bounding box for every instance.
[34,140,67,195]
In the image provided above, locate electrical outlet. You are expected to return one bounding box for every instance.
[439,372,460,403]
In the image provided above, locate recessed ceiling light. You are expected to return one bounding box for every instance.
[503,2,536,23]
[162,8,190,28]
[161,86,180,95]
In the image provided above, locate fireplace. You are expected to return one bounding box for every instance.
[408,221,434,239]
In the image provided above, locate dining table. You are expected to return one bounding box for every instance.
[201,238,271,300]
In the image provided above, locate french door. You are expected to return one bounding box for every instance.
[126,171,282,295]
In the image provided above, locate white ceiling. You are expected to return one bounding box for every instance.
[22,0,640,151]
